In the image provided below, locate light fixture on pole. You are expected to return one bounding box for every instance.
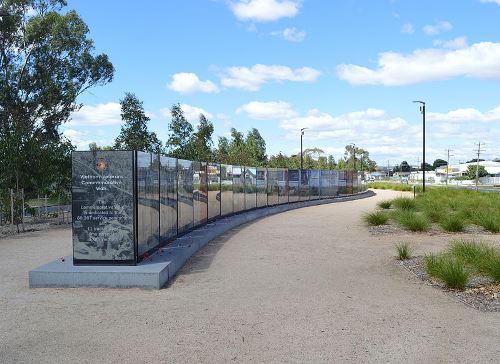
[300,128,308,170]
[413,100,426,193]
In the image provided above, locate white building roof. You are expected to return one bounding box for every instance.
[436,161,500,175]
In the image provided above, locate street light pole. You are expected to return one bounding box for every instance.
[413,101,426,193]
[300,128,308,170]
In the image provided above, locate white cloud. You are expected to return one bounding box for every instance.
[181,104,213,123]
[237,101,298,120]
[167,73,219,95]
[423,21,453,36]
[70,103,121,126]
[271,27,306,42]
[62,129,113,150]
[480,0,500,5]
[160,104,213,124]
[337,42,500,86]
[220,64,321,91]
[280,108,407,141]
[401,23,414,34]
[230,0,301,22]
[433,36,468,49]
[428,105,500,123]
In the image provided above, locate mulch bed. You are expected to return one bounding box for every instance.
[398,256,500,312]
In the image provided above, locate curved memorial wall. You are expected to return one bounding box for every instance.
[72,151,366,265]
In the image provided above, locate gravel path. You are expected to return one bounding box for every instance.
[1,189,499,363]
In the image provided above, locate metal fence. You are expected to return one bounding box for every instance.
[72,151,366,265]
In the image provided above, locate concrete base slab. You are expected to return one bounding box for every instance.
[29,191,374,289]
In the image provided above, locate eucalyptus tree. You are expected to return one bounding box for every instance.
[0,0,113,205]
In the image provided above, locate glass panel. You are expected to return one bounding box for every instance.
[245,167,257,209]
[309,170,320,200]
[331,170,339,197]
[338,170,347,196]
[137,152,160,257]
[220,164,233,216]
[72,151,135,263]
[177,159,194,234]
[193,161,208,226]
[232,166,245,212]
[299,170,310,201]
[267,168,279,205]
[256,168,268,208]
[278,168,288,204]
[288,169,300,202]
[207,163,221,220]
[159,156,177,243]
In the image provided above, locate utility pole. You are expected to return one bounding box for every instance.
[352,144,356,172]
[474,142,484,191]
[413,101,426,192]
[446,148,454,186]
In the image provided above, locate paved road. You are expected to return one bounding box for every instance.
[0,190,499,363]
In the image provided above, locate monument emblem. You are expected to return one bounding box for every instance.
[96,157,107,171]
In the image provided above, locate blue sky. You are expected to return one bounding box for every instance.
[64,0,500,167]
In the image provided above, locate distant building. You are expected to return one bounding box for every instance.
[435,161,500,179]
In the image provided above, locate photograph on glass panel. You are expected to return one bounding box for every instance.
[244,166,257,210]
[207,163,221,220]
[159,156,177,242]
[72,151,135,263]
[177,159,194,234]
[299,170,310,201]
[309,169,320,200]
[137,152,160,257]
[193,161,208,226]
[232,166,245,212]
[277,169,288,204]
[288,169,300,202]
[256,167,268,208]
[266,168,279,206]
[220,164,233,216]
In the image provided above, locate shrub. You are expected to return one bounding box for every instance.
[377,200,392,209]
[395,242,412,260]
[424,254,469,290]
[392,197,416,211]
[476,214,500,233]
[363,211,389,226]
[439,215,465,232]
[450,240,500,282]
[392,210,430,232]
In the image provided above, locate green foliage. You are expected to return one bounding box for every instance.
[214,127,266,166]
[394,161,411,173]
[367,182,421,192]
[432,159,448,170]
[114,93,162,153]
[367,187,500,233]
[377,200,392,209]
[395,242,412,260]
[186,114,215,162]
[466,164,488,179]
[439,214,465,232]
[363,211,389,226]
[167,104,194,159]
[448,240,500,282]
[391,210,429,231]
[392,197,416,211]
[0,0,113,213]
[424,253,469,289]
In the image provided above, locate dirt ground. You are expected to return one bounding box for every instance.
[0,189,499,363]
